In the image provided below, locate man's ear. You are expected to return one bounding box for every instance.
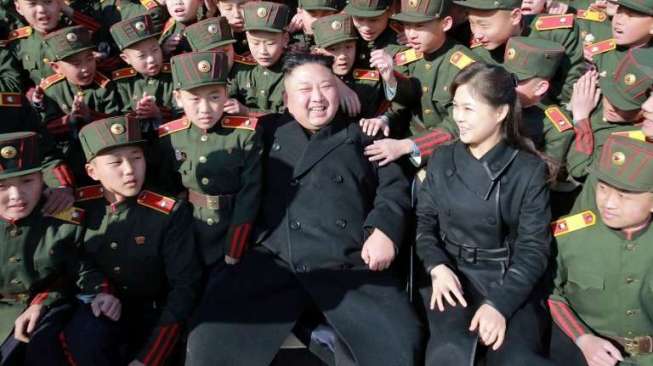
[173,90,183,108]
[85,162,99,182]
[509,8,522,27]
[119,52,130,64]
[535,79,550,98]
[441,15,454,32]
[13,0,23,17]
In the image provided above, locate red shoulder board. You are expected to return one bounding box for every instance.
[161,63,172,73]
[161,18,175,36]
[449,51,475,70]
[0,93,21,107]
[141,0,159,9]
[534,14,575,31]
[158,117,191,137]
[50,206,85,225]
[40,73,66,90]
[394,49,423,66]
[470,39,482,49]
[112,67,138,80]
[7,26,32,42]
[388,21,404,35]
[234,53,257,65]
[551,210,596,237]
[93,72,111,88]
[221,115,258,130]
[545,106,573,132]
[137,190,175,214]
[352,69,380,81]
[585,38,616,57]
[576,8,607,22]
[75,185,104,202]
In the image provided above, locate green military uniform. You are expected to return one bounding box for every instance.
[39,26,121,184]
[502,37,575,166]
[0,132,90,350]
[159,14,195,57]
[290,0,340,51]
[110,14,178,136]
[550,134,653,365]
[157,51,262,267]
[575,5,612,48]
[70,116,201,365]
[0,47,22,93]
[455,0,584,104]
[567,47,653,180]
[185,16,237,52]
[313,13,388,118]
[385,0,476,167]
[590,0,653,82]
[230,1,290,113]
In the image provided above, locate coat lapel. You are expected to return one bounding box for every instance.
[292,122,349,178]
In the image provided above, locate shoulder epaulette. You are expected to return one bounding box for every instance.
[50,206,85,225]
[112,67,138,80]
[157,117,191,137]
[394,48,423,66]
[449,51,475,70]
[161,18,175,36]
[545,106,573,132]
[534,14,575,31]
[388,21,403,35]
[576,8,607,22]
[93,72,111,88]
[551,210,596,237]
[611,130,647,142]
[141,0,159,9]
[221,115,258,130]
[0,93,21,107]
[585,38,616,57]
[137,190,175,215]
[470,39,482,49]
[234,53,257,65]
[7,26,32,42]
[352,68,380,81]
[161,63,172,73]
[40,73,66,90]
[75,185,104,201]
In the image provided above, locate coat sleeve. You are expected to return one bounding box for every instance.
[485,160,552,318]
[136,201,202,366]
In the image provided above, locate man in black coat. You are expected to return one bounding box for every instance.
[186,52,423,366]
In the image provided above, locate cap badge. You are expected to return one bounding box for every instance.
[257,7,268,18]
[0,146,17,159]
[66,32,78,42]
[624,73,637,86]
[331,20,342,31]
[197,60,211,73]
[110,123,125,135]
[506,48,516,60]
[134,21,146,31]
[208,24,218,34]
[408,0,418,8]
[612,151,626,166]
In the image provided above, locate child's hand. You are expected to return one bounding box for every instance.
[70,93,91,121]
[288,13,303,34]
[135,93,162,119]
[370,49,396,86]
[570,69,601,121]
[224,98,249,115]
[359,117,390,137]
[32,84,45,105]
[162,34,183,56]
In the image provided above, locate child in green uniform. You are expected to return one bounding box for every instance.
[160,0,203,57]
[216,0,257,55]
[290,0,340,51]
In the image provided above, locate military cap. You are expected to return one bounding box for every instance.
[599,48,653,111]
[502,37,565,81]
[299,0,340,11]
[0,132,41,180]
[592,134,653,192]
[185,17,236,51]
[344,0,393,17]
[453,0,521,10]
[313,14,358,49]
[110,14,161,50]
[619,0,653,16]
[171,51,229,90]
[43,26,94,62]
[243,2,290,33]
[391,0,451,23]
[79,116,145,161]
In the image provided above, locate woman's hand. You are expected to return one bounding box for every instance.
[469,304,506,351]
[429,264,467,312]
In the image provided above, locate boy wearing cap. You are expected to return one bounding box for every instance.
[159,0,203,57]
[62,116,201,366]
[549,134,653,366]
[290,0,340,51]
[0,131,116,365]
[36,25,121,184]
[456,0,584,103]
[156,50,262,268]
[216,0,257,55]
[111,14,178,137]
[567,48,653,180]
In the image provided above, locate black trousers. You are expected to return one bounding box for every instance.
[548,323,589,366]
[186,246,424,366]
[0,302,73,366]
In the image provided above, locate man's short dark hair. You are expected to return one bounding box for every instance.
[281,51,334,77]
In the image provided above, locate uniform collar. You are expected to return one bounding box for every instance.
[423,38,455,61]
[0,201,43,225]
[106,196,136,214]
[619,216,651,241]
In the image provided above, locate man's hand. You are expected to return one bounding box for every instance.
[335,78,361,117]
[162,34,182,56]
[361,229,395,271]
[42,187,75,215]
[91,293,122,321]
[225,255,240,265]
[369,49,396,87]
[135,93,162,120]
[14,304,44,343]
[359,117,390,137]
[224,98,250,115]
[469,304,506,351]
[570,69,601,121]
[576,334,623,366]
[364,138,413,166]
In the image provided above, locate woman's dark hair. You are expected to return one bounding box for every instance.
[281,51,333,77]
[450,62,559,180]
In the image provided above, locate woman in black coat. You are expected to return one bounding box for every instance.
[416,63,555,366]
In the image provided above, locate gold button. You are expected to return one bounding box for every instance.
[110,242,118,250]
[201,177,210,185]
[200,135,208,142]
[424,109,432,115]
[263,71,268,76]
[207,218,214,225]
[626,309,635,316]
[113,266,121,273]
[148,79,154,85]
[422,86,428,93]
[199,156,207,163]
[626,243,636,251]
[424,63,432,70]
[628,331,634,336]
[259,90,266,95]
[9,229,19,237]
[443,86,448,91]
[8,257,19,264]
[10,279,20,285]
[626,277,635,284]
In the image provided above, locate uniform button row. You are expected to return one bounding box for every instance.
[290,221,301,230]
[335,219,347,229]
[295,264,309,273]
[8,256,20,263]
[199,156,207,163]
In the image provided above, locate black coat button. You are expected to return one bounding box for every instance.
[290,179,299,186]
[335,219,347,228]
[445,169,453,177]
[295,264,309,273]
[290,221,301,230]
[333,175,344,183]
[272,142,281,151]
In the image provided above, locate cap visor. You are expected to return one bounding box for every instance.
[317,36,359,49]
[179,80,228,91]
[390,12,437,23]
[592,167,651,193]
[0,167,42,180]
[244,26,283,33]
[599,78,641,112]
[191,39,237,51]
[91,140,148,162]
[619,1,653,16]
[344,5,387,18]
[59,45,96,61]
